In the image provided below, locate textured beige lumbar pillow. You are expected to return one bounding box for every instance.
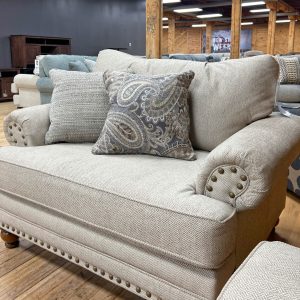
[274,56,300,84]
[46,70,110,144]
[92,70,196,160]
[95,50,279,151]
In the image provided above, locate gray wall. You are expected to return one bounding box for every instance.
[0,0,146,68]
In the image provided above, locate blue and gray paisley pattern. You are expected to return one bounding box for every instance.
[92,70,196,160]
[288,156,300,197]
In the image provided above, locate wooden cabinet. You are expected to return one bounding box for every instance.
[0,69,20,101]
[10,35,71,68]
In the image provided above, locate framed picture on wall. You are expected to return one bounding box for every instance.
[203,29,252,53]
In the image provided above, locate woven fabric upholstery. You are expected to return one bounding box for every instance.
[0,144,236,269]
[69,60,90,72]
[275,56,300,84]
[276,84,300,103]
[0,209,235,300]
[95,50,279,151]
[85,59,96,72]
[4,104,50,147]
[197,114,300,211]
[218,241,300,300]
[93,70,196,160]
[46,70,110,144]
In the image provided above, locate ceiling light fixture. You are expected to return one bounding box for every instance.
[163,25,169,29]
[241,22,254,25]
[242,1,265,7]
[276,19,290,23]
[162,17,168,21]
[192,24,207,27]
[250,8,270,13]
[163,0,181,4]
[174,8,203,13]
[197,13,222,19]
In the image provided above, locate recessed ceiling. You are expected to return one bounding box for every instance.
[163,0,300,26]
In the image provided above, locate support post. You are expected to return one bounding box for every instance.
[266,2,278,55]
[168,13,176,55]
[288,16,297,53]
[146,0,162,58]
[230,0,242,59]
[206,22,213,54]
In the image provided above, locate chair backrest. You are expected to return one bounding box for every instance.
[39,55,97,77]
[95,50,279,151]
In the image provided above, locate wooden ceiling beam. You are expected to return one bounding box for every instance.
[266,0,297,13]
[173,12,297,23]
[288,15,300,20]
[205,22,214,54]
[266,1,277,55]
[230,0,242,59]
[277,0,297,13]
[146,0,162,59]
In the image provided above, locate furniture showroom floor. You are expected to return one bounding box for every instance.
[0,101,299,300]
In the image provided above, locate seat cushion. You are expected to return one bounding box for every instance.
[0,144,236,268]
[218,241,300,300]
[277,84,300,103]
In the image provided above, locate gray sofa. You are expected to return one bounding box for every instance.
[276,55,300,197]
[276,55,300,103]
[1,50,300,300]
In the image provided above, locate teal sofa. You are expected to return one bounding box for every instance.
[37,55,97,104]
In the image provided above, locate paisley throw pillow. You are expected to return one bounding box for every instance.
[92,70,196,160]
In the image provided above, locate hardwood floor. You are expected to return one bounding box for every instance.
[0,101,15,147]
[0,101,299,299]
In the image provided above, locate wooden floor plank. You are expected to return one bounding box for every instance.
[41,266,94,300]
[271,193,300,247]
[0,101,15,147]
[16,262,83,300]
[0,102,299,299]
[0,240,33,262]
[63,276,117,300]
[0,250,66,299]
[0,244,43,277]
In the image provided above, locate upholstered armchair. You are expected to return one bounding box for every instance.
[1,50,300,300]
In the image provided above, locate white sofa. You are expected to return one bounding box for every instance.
[12,74,41,108]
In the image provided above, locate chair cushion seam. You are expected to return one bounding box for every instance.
[0,187,232,269]
[0,159,234,223]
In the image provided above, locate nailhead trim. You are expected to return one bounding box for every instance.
[7,122,28,147]
[0,222,160,300]
[205,165,250,205]
[218,168,225,174]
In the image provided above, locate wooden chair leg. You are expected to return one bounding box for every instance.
[271,218,280,234]
[1,230,19,249]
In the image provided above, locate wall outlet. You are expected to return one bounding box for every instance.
[128,42,132,47]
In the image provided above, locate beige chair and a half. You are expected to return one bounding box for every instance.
[1,50,300,300]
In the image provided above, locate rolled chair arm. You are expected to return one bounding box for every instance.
[3,104,50,147]
[196,114,300,211]
[13,74,39,89]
